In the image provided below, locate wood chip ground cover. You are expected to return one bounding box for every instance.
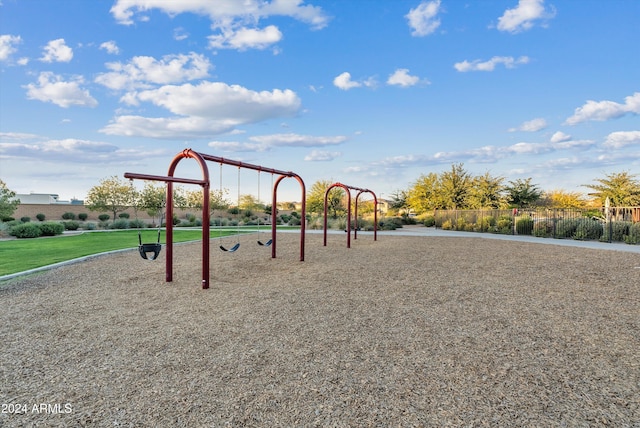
[1,233,639,426]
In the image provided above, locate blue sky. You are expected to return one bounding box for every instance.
[1,0,639,203]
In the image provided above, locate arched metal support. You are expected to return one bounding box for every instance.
[323,182,378,248]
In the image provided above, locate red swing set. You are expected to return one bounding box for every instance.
[323,182,378,248]
[124,149,306,289]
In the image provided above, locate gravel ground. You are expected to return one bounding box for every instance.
[1,232,639,427]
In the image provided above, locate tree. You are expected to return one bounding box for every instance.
[584,171,640,206]
[440,163,472,209]
[406,172,442,213]
[239,194,262,211]
[86,176,136,222]
[139,182,165,225]
[387,189,408,215]
[306,179,345,218]
[504,178,543,208]
[468,172,505,209]
[0,180,20,219]
[540,189,587,208]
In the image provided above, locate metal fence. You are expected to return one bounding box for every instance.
[432,207,640,244]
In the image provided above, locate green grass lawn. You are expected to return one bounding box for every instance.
[0,229,247,276]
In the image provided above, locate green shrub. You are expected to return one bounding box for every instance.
[62,212,76,220]
[78,213,88,221]
[129,219,147,229]
[228,207,240,215]
[555,218,578,238]
[289,217,302,226]
[624,223,640,244]
[119,212,130,219]
[39,222,65,236]
[602,221,631,242]
[424,216,435,227]
[36,213,46,221]
[85,222,97,230]
[533,220,554,238]
[98,214,110,222]
[20,216,31,223]
[515,216,534,235]
[477,216,496,232]
[2,217,15,222]
[109,219,130,229]
[495,215,513,234]
[63,221,80,231]
[574,218,603,240]
[10,223,42,238]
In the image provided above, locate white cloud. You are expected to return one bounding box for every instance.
[25,72,98,108]
[496,0,555,33]
[95,53,212,90]
[406,0,442,37]
[603,131,640,149]
[209,133,346,153]
[173,27,189,41]
[99,40,120,55]
[387,69,422,87]
[304,150,342,161]
[101,82,301,138]
[454,56,529,72]
[250,133,346,147]
[110,0,329,55]
[333,72,361,90]
[509,117,547,132]
[550,131,571,143]
[40,38,73,63]
[0,138,120,162]
[564,92,640,125]
[208,25,282,51]
[0,34,22,61]
[111,0,329,28]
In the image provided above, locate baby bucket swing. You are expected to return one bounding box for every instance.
[131,181,163,261]
[219,165,241,253]
[257,170,272,247]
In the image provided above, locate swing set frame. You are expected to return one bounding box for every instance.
[125,148,306,289]
[323,182,378,248]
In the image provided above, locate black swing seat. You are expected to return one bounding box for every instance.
[220,243,240,252]
[257,239,272,247]
[139,243,162,260]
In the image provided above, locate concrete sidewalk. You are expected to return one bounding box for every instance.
[321,226,640,254]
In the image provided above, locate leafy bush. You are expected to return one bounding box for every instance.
[109,219,130,229]
[289,216,302,226]
[36,213,46,221]
[495,215,513,234]
[39,222,65,236]
[2,217,15,222]
[602,221,631,242]
[63,221,80,231]
[10,223,42,238]
[129,218,147,229]
[424,216,435,227]
[78,213,88,221]
[555,218,578,238]
[62,212,76,220]
[477,216,496,232]
[574,218,603,240]
[20,216,31,223]
[98,214,110,222]
[228,207,240,215]
[624,223,640,244]
[85,222,97,230]
[119,212,130,219]
[441,219,453,230]
[515,216,534,235]
[533,220,554,238]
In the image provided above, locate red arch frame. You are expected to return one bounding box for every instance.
[323,182,377,248]
[125,149,306,289]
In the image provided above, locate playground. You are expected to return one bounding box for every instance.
[1,231,639,426]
